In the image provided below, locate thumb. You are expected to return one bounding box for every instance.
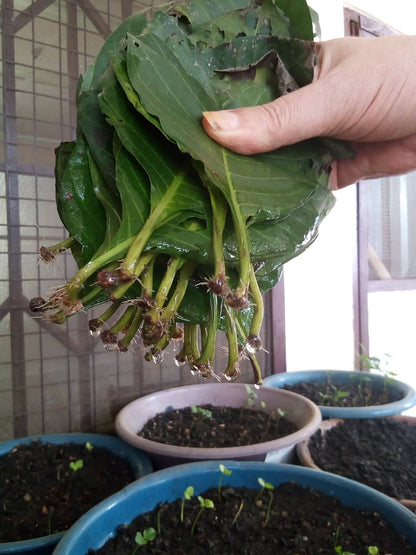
[202,81,332,155]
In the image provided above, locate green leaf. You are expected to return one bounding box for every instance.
[98,79,210,224]
[77,90,116,192]
[88,151,122,258]
[126,34,331,222]
[104,137,150,250]
[90,12,148,89]
[275,0,314,40]
[55,135,106,264]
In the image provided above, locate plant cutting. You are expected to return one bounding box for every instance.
[0,433,152,555]
[297,415,416,511]
[115,383,321,468]
[263,369,416,418]
[29,0,352,385]
[52,461,416,554]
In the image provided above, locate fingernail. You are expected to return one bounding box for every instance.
[202,110,240,132]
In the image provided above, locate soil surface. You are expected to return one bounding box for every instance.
[138,404,297,447]
[282,378,402,407]
[308,418,416,499]
[0,440,136,542]
[90,481,414,554]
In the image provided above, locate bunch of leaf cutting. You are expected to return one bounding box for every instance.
[31,0,346,384]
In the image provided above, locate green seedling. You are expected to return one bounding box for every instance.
[334,526,355,555]
[241,384,263,417]
[132,527,156,553]
[333,388,350,404]
[264,407,286,437]
[359,347,396,403]
[56,463,63,481]
[191,496,215,535]
[256,477,274,525]
[85,441,93,451]
[231,499,244,526]
[180,486,194,523]
[218,464,232,500]
[368,547,379,555]
[335,547,355,555]
[245,384,257,407]
[69,459,83,472]
[46,506,54,536]
[190,405,212,419]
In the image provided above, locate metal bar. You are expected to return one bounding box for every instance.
[11,0,56,34]
[270,274,286,374]
[2,0,28,437]
[66,1,79,131]
[368,279,416,293]
[66,0,94,431]
[354,183,370,366]
[76,0,112,38]
[121,0,133,20]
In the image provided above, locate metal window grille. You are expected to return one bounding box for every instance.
[0,0,272,441]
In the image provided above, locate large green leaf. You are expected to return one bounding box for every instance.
[125,33,332,225]
[99,79,211,224]
[88,152,121,258]
[275,0,314,40]
[77,90,116,191]
[55,135,106,263]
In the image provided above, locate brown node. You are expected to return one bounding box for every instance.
[29,297,47,312]
[226,290,249,310]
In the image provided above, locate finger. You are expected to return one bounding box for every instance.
[331,135,416,189]
[202,81,333,155]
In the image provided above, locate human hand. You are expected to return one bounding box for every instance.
[202,35,416,189]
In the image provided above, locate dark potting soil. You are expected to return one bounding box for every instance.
[283,378,402,407]
[308,418,416,500]
[90,481,415,554]
[0,440,136,542]
[138,404,297,447]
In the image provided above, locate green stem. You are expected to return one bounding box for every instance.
[190,324,201,362]
[203,179,229,297]
[41,236,75,261]
[145,257,184,325]
[154,258,184,310]
[182,323,200,366]
[118,307,143,350]
[66,236,134,300]
[122,172,185,275]
[247,264,264,349]
[81,286,105,307]
[221,148,250,306]
[111,253,155,301]
[224,306,240,380]
[161,261,195,323]
[197,292,218,366]
[235,314,262,385]
[110,305,136,334]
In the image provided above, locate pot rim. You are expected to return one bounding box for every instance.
[296,415,416,510]
[115,383,322,459]
[263,370,416,418]
[53,460,416,553]
[0,432,152,553]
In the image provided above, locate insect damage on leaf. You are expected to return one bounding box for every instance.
[31,0,347,384]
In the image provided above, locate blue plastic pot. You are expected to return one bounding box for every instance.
[0,433,153,554]
[263,370,416,418]
[53,460,416,553]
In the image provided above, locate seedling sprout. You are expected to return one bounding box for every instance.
[191,496,215,535]
[180,486,194,523]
